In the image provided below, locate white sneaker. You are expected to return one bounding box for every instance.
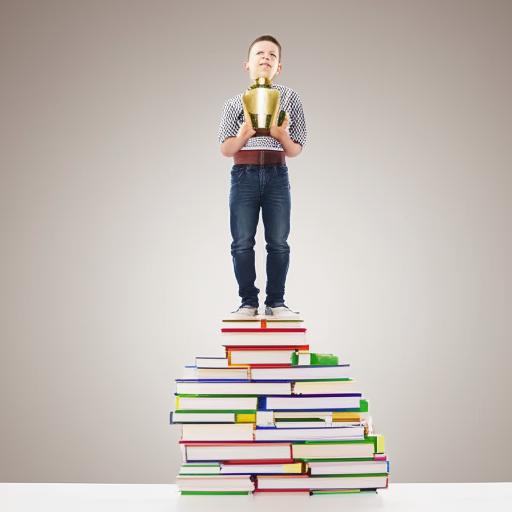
[264,305,300,318]
[229,305,258,318]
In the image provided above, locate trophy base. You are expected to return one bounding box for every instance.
[253,128,271,137]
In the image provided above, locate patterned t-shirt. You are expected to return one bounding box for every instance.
[217,83,307,151]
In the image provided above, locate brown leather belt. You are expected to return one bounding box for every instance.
[233,149,286,166]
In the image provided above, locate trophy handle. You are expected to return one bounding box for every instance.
[242,102,253,128]
[277,110,286,127]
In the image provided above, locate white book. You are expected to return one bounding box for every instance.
[182,366,197,379]
[172,412,235,423]
[254,425,365,441]
[308,460,388,475]
[176,475,254,491]
[251,365,351,380]
[256,475,388,490]
[176,396,258,410]
[221,331,306,346]
[256,411,274,426]
[275,421,333,428]
[220,462,303,474]
[264,395,361,410]
[221,318,305,329]
[185,367,250,380]
[276,421,365,430]
[292,442,375,459]
[274,411,334,420]
[229,349,295,365]
[185,443,291,462]
[181,423,254,441]
[176,381,292,396]
[179,463,220,475]
[274,411,368,423]
[195,357,229,368]
[293,380,358,395]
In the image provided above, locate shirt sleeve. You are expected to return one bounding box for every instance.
[218,99,240,144]
[288,91,307,148]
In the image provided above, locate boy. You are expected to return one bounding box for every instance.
[218,35,307,318]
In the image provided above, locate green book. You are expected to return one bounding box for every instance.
[291,352,339,366]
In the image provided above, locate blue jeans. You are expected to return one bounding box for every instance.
[229,164,291,308]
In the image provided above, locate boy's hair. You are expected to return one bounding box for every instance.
[247,35,282,62]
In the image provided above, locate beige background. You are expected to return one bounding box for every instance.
[1,0,511,483]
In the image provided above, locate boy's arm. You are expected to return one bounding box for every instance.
[220,121,255,157]
[271,90,307,157]
[270,114,303,158]
[219,102,256,157]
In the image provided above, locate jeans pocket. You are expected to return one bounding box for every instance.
[275,165,290,190]
[230,166,246,184]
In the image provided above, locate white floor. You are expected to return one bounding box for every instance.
[1,482,511,512]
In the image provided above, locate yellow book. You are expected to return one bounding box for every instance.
[236,413,256,423]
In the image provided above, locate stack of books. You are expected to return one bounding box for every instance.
[170,317,390,495]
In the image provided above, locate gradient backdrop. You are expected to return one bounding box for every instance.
[1,0,511,483]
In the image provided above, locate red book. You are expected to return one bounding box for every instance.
[224,345,309,350]
[222,328,306,333]
[223,459,295,465]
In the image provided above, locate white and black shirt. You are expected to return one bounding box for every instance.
[217,83,307,151]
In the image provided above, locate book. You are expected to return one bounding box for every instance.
[225,345,308,353]
[308,459,389,475]
[172,411,257,423]
[273,410,367,422]
[221,462,304,474]
[292,436,383,460]
[181,423,254,442]
[228,348,297,366]
[310,489,377,495]
[175,396,258,411]
[176,474,254,493]
[175,381,292,396]
[293,380,357,395]
[254,425,365,441]
[251,365,351,381]
[259,395,362,411]
[195,357,229,368]
[178,462,305,475]
[179,463,220,475]
[291,352,339,366]
[275,420,360,428]
[221,329,306,346]
[292,442,376,459]
[183,367,250,380]
[171,411,236,423]
[170,313,390,495]
[183,442,292,462]
[255,474,388,490]
[221,319,304,329]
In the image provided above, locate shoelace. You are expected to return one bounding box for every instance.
[267,305,300,314]
[231,306,257,313]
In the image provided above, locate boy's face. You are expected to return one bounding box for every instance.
[244,41,282,81]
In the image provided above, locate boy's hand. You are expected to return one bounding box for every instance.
[270,112,290,142]
[238,104,256,139]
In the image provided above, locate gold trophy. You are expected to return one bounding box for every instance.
[242,76,286,137]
